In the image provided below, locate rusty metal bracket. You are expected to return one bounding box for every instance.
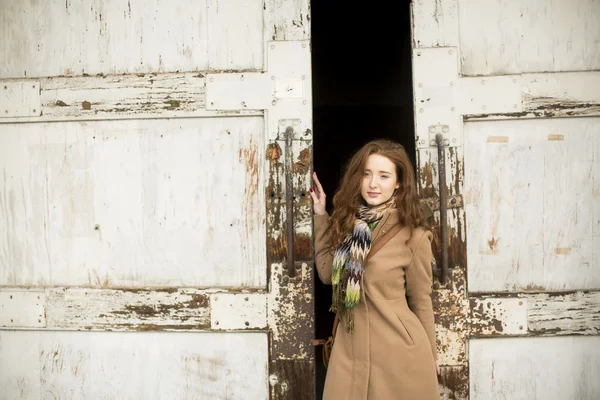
[421,194,463,212]
[428,125,450,147]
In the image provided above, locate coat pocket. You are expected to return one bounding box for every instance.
[395,313,415,347]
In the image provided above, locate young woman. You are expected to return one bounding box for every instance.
[310,139,440,400]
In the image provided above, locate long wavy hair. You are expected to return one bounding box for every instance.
[329,139,430,249]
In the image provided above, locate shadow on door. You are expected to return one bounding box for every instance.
[311,1,415,397]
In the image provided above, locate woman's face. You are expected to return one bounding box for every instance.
[361,154,400,206]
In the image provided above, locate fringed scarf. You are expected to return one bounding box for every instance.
[331,199,396,332]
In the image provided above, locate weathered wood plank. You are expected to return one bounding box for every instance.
[206,0,264,70]
[0,0,210,78]
[412,0,459,49]
[464,118,599,292]
[439,365,468,400]
[463,71,600,120]
[528,292,600,336]
[46,288,211,331]
[433,267,469,366]
[522,72,600,117]
[418,145,468,367]
[0,117,266,288]
[0,330,269,399]
[470,336,600,399]
[269,360,314,400]
[464,291,600,337]
[41,73,206,118]
[266,128,314,361]
[0,73,269,124]
[459,0,600,75]
[265,0,311,41]
[0,288,271,332]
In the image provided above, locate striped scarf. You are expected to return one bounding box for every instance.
[331,199,396,332]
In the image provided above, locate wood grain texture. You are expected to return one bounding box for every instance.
[0,117,266,288]
[0,330,269,399]
[40,73,207,120]
[207,0,264,70]
[0,0,267,79]
[459,0,600,75]
[412,0,459,48]
[470,336,600,400]
[464,118,599,292]
[527,291,600,335]
[265,0,310,41]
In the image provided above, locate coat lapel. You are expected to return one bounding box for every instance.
[370,209,400,244]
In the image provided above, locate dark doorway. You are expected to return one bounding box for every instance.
[311,1,415,397]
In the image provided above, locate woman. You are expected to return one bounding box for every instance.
[310,139,440,400]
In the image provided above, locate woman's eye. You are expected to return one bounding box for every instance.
[364,172,370,177]
[381,175,389,179]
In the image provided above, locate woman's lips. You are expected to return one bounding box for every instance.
[367,192,380,198]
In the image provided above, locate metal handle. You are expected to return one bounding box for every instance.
[284,126,297,281]
[435,133,449,284]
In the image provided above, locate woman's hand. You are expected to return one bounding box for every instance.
[309,172,327,216]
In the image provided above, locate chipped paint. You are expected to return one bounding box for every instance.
[421,194,463,212]
[527,292,600,336]
[439,366,468,400]
[433,267,469,366]
[2,330,269,398]
[420,161,436,197]
[0,0,314,398]
[269,360,313,400]
[463,71,600,120]
[44,288,212,331]
[413,2,600,399]
[267,125,314,357]
[36,73,207,120]
[464,118,598,292]
[265,123,314,398]
[469,297,527,336]
[266,0,311,41]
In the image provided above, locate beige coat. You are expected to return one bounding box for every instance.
[315,209,439,400]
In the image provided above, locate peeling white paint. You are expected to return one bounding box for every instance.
[0,330,269,399]
[464,118,599,292]
[0,117,266,288]
[0,0,266,79]
[528,292,600,335]
[470,336,600,399]
[458,0,600,75]
[412,0,459,48]
[470,298,528,336]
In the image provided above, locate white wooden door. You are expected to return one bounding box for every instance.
[0,1,314,399]
[412,0,600,398]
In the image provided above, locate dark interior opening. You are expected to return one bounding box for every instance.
[311,2,415,396]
